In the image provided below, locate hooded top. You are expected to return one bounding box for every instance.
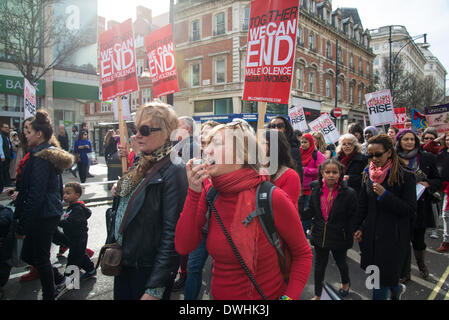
[364,126,379,137]
[60,201,92,239]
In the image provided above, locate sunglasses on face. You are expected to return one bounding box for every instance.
[138,125,162,137]
[367,150,388,159]
[423,137,435,141]
[269,123,285,129]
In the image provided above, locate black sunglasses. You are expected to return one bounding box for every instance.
[367,150,388,159]
[138,125,162,137]
[269,123,286,129]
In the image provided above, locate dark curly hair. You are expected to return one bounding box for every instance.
[263,129,297,181]
[317,158,345,195]
[29,110,53,142]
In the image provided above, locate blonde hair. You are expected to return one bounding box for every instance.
[336,133,362,156]
[205,121,263,172]
[135,101,179,140]
[311,131,327,153]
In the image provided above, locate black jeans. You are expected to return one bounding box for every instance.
[114,266,176,300]
[78,162,88,183]
[21,216,65,300]
[67,236,94,273]
[411,227,427,251]
[314,246,350,296]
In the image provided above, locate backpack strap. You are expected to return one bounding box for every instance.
[255,181,285,260]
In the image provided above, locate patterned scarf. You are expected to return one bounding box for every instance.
[116,141,174,197]
[369,159,392,184]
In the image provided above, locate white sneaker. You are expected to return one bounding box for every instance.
[430,230,439,239]
[391,283,406,300]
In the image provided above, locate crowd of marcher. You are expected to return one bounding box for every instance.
[0,101,448,301]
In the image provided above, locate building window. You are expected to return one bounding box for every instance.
[359,57,363,75]
[215,98,233,114]
[358,86,363,105]
[214,12,225,36]
[326,41,331,59]
[191,63,200,87]
[194,100,213,113]
[366,62,370,78]
[308,71,315,93]
[243,6,250,30]
[215,59,225,84]
[337,81,343,101]
[350,54,354,70]
[326,78,332,98]
[349,85,354,104]
[101,102,111,113]
[191,20,200,41]
[296,68,304,90]
[309,32,314,51]
[338,47,343,64]
[297,26,303,46]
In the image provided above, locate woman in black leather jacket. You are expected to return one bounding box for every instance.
[113,101,188,300]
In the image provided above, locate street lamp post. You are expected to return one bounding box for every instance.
[388,25,427,101]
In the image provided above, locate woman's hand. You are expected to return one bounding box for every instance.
[372,183,386,197]
[118,145,129,159]
[186,159,209,193]
[354,230,363,243]
[141,293,160,300]
[111,183,118,197]
[418,181,430,189]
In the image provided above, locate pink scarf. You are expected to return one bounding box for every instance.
[320,180,339,221]
[369,159,392,184]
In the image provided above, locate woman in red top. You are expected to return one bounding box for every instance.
[261,129,301,211]
[175,121,312,300]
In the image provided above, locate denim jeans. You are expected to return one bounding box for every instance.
[372,285,402,300]
[184,236,209,300]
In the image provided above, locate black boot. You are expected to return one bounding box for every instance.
[414,250,429,279]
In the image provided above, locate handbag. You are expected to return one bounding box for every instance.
[75,153,81,163]
[95,156,170,277]
[203,183,268,300]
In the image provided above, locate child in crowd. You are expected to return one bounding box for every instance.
[303,159,357,300]
[58,182,96,281]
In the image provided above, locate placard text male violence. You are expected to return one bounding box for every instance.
[178,304,270,317]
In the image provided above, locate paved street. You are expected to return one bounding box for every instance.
[1,160,448,300]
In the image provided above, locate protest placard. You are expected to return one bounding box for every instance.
[288,105,308,132]
[24,78,37,119]
[365,89,395,126]
[145,24,179,98]
[391,107,407,129]
[243,0,299,105]
[424,103,449,134]
[99,19,138,172]
[309,113,340,144]
[99,19,139,101]
[112,96,131,121]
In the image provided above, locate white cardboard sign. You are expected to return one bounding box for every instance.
[288,105,308,132]
[365,89,395,126]
[309,114,340,144]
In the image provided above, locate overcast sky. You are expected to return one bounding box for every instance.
[98,0,449,81]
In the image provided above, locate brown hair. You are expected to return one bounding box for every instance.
[30,110,53,142]
[135,101,179,141]
[366,134,404,187]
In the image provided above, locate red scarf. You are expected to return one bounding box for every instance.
[300,134,316,167]
[16,152,30,183]
[340,151,356,173]
[211,168,268,276]
[369,159,392,184]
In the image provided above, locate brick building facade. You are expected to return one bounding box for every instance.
[173,0,375,131]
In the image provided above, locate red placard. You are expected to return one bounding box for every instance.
[145,24,179,98]
[243,0,299,105]
[99,19,139,101]
[392,107,407,129]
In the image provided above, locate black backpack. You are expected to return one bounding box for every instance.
[204,181,290,282]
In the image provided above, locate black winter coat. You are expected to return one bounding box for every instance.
[354,168,416,287]
[15,143,73,235]
[116,157,188,290]
[290,139,303,182]
[337,152,368,192]
[406,150,442,229]
[303,181,357,250]
[59,202,92,240]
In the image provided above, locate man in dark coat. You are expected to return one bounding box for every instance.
[0,123,13,189]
